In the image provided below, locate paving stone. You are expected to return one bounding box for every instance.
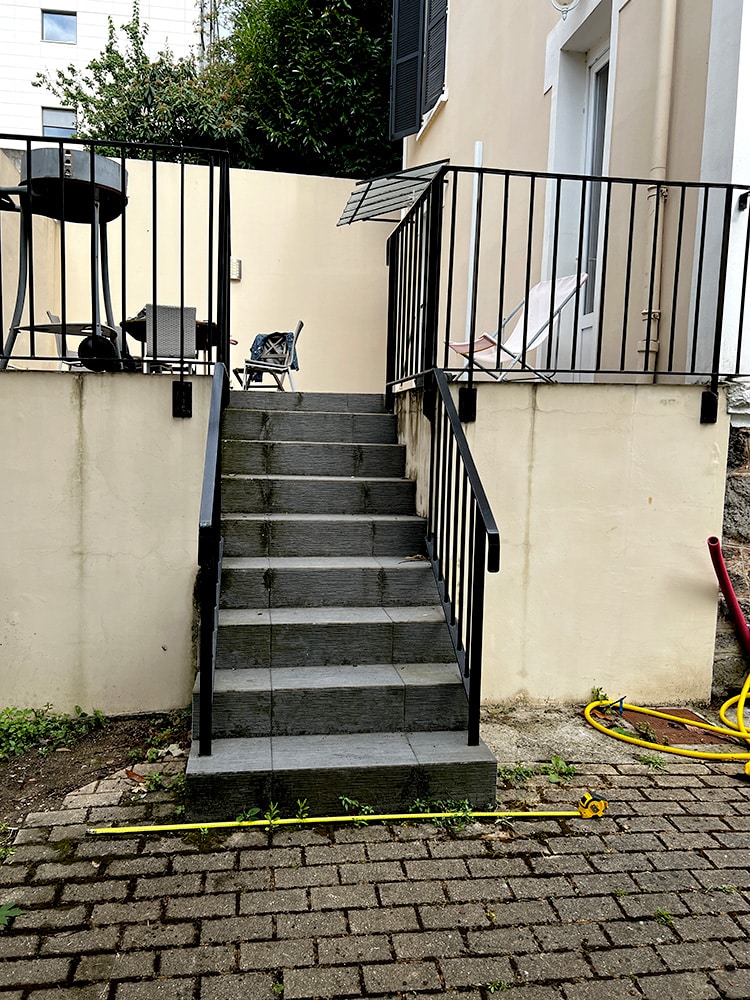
[165,893,236,920]
[239,887,309,914]
[200,916,274,943]
[562,981,650,1000]
[393,928,465,959]
[339,860,404,883]
[0,933,41,958]
[75,950,156,982]
[572,873,638,896]
[655,939,733,971]
[29,989,110,1000]
[362,960,441,993]
[41,926,120,956]
[531,854,595,875]
[115,981,195,999]
[200,971,276,1000]
[419,902,489,929]
[273,863,338,888]
[671,913,745,941]
[318,933,392,964]
[60,880,129,903]
[240,847,302,868]
[310,883,378,910]
[445,878,513,903]
[441,955,514,988]
[508,876,576,900]
[532,923,608,951]
[0,958,73,989]
[378,880,445,906]
[552,896,624,922]
[635,971,720,999]
[172,851,237,873]
[132,874,202,899]
[616,892,688,920]
[239,940,314,969]
[90,900,161,925]
[284,965,361,998]
[634,869,702,893]
[160,944,236,976]
[600,919,676,947]
[205,869,271,893]
[404,858,470,880]
[467,857,531,878]
[121,922,197,949]
[276,909,347,938]
[588,944,665,976]
[13,904,88,931]
[710,969,750,1000]
[513,951,591,982]
[348,905,419,934]
[305,842,366,865]
[427,839,486,859]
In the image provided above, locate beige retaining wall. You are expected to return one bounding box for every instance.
[0,373,211,715]
[397,381,730,705]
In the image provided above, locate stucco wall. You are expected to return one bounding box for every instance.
[0,373,211,715]
[397,382,729,704]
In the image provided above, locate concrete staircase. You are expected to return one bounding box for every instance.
[186,390,497,820]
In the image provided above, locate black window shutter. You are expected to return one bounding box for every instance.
[422,0,447,114]
[390,0,425,140]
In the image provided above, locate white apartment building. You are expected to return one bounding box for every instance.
[1,1,203,139]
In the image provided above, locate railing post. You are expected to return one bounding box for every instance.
[422,179,444,374]
[702,186,734,423]
[467,522,487,746]
[385,234,398,412]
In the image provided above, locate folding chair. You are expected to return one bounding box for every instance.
[450,273,587,381]
[234,320,303,390]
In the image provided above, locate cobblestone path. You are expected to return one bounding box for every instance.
[1,757,749,998]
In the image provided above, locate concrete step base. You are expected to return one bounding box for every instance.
[185,730,498,819]
[220,555,435,608]
[193,662,469,738]
[223,514,427,559]
[215,605,456,669]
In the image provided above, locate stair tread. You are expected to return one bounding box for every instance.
[219,605,446,626]
[223,473,410,483]
[207,663,461,692]
[223,512,423,522]
[188,730,496,774]
[222,556,430,570]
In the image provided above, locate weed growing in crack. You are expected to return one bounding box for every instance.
[0,903,23,927]
[636,753,667,771]
[539,756,578,783]
[654,907,674,927]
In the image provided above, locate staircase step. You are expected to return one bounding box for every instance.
[221,555,434,608]
[222,474,417,515]
[185,730,498,819]
[222,440,406,478]
[228,390,387,413]
[216,606,456,669]
[223,408,397,444]
[193,663,469,739]
[223,514,427,559]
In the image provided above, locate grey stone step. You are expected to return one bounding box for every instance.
[228,390,387,413]
[222,440,406,478]
[220,555,435,608]
[223,408,397,444]
[192,663,468,739]
[185,730,498,819]
[223,514,427,559]
[215,605,455,669]
[222,474,417,515]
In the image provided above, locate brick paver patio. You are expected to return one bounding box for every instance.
[1,750,749,998]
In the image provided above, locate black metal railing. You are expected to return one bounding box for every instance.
[197,361,229,757]
[424,368,500,745]
[387,164,750,408]
[0,134,231,389]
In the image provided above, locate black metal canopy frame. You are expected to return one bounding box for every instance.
[0,146,128,371]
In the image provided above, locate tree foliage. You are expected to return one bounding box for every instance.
[35,0,400,178]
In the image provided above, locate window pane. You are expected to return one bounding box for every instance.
[42,108,77,138]
[42,11,77,43]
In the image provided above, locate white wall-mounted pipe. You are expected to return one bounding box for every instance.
[640,0,677,377]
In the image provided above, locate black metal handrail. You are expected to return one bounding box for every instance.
[424,367,500,745]
[197,361,229,756]
[386,164,750,409]
[0,133,231,382]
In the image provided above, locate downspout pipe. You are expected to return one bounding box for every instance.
[640,0,678,379]
[708,535,750,661]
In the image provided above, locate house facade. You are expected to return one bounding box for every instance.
[380,0,750,704]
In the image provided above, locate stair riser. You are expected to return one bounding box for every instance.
[223,441,406,478]
[222,478,417,515]
[221,565,436,609]
[193,682,468,739]
[186,759,497,819]
[216,621,455,669]
[228,390,386,413]
[223,409,397,444]
[223,519,427,559]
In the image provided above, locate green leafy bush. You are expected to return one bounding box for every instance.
[0,704,105,760]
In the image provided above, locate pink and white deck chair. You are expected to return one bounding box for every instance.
[449,273,588,381]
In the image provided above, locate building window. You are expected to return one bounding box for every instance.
[42,10,77,43]
[42,108,77,138]
[390,0,447,140]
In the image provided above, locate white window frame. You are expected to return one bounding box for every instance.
[41,10,77,44]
